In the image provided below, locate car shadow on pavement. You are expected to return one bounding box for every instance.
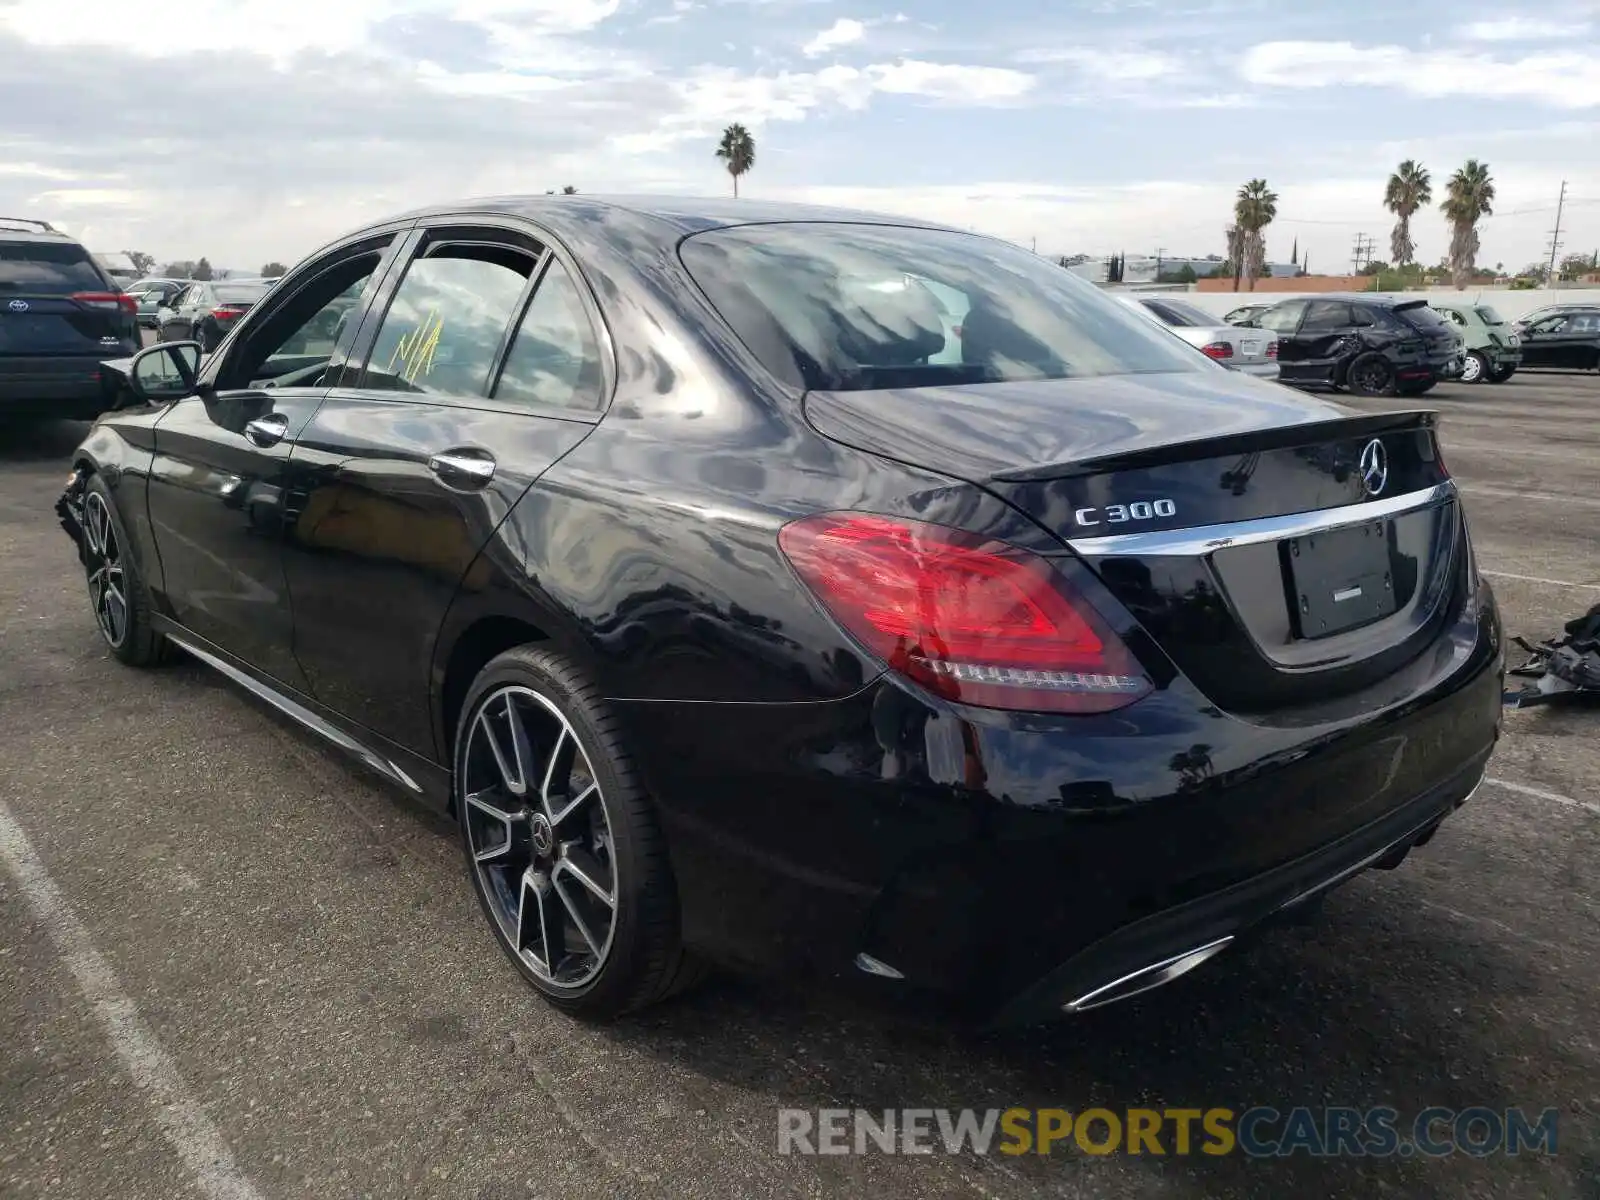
[0,419,92,464]
[601,898,1587,1198]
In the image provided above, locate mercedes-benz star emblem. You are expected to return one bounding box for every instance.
[530,813,555,857]
[1359,438,1388,497]
[6,299,27,313]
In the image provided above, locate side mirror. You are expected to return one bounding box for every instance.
[129,341,203,402]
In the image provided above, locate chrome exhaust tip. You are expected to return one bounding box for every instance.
[1062,936,1234,1014]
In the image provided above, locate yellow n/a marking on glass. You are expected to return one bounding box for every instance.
[388,308,444,383]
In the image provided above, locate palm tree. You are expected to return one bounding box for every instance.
[1384,160,1432,270]
[715,123,755,197]
[1441,160,1494,290]
[1234,179,1278,292]
[1225,224,1245,292]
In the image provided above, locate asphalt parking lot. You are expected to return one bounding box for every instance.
[3,372,1598,1200]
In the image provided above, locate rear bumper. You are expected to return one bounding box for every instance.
[1233,361,1280,379]
[623,576,1504,1022]
[0,356,125,418]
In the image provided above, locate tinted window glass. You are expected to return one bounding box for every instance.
[0,241,107,292]
[1256,302,1305,334]
[680,222,1199,391]
[1395,303,1448,330]
[1300,302,1351,332]
[365,246,535,398]
[494,259,604,411]
[214,283,269,304]
[1475,306,1505,325]
[1152,298,1216,328]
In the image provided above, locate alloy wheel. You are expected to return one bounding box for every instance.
[1350,358,1392,395]
[82,492,129,649]
[461,686,618,990]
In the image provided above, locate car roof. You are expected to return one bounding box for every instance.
[382,193,954,244]
[0,222,84,246]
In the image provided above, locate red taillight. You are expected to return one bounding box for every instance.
[72,291,138,314]
[1266,340,1278,359]
[1200,341,1234,359]
[778,513,1150,714]
[212,305,246,320]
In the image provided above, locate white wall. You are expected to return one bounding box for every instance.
[1175,288,1598,322]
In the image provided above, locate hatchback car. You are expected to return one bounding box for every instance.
[58,196,1503,1024]
[1430,302,1521,383]
[1255,294,1465,395]
[0,217,140,419]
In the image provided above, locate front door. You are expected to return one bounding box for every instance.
[1519,313,1583,368]
[144,231,409,687]
[1258,300,1309,381]
[282,220,609,755]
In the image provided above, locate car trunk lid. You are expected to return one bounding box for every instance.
[804,371,1463,714]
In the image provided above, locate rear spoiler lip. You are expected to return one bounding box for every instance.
[989,409,1438,483]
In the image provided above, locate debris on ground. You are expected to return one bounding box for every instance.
[1505,602,1600,708]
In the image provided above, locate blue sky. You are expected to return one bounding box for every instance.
[1,0,1596,271]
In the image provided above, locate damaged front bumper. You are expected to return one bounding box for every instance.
[56,466,89,565]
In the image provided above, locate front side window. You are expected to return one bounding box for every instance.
[1474,306,1505,325]
[1257,301,1306,334]
[216,246,388,389]
[493,259,605,412]
[364,243,536,399]
[680,222,1200,391]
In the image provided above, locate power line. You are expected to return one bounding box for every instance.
[1351,232,1374,274]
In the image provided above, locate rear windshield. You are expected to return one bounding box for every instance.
[214,283,268,303]
[1148,298,1216,328]
[0,240,108,293]
[679,222,1201,391]
[1475,306,1505,325]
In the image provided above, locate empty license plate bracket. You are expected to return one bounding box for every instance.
[1286,520,1397,639]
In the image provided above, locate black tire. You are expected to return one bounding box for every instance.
[1461,350,1488,384]
[80,473,168,667]
[1346,353,1397,397]
[1487,364,1516,384]
[454,646,702,1018]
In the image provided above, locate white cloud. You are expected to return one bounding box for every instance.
[1459,16,1590,42]
[802,18,865,57]
[868,60,1035,100]
[1241,41,1600,108]
[1016,46,1180,81]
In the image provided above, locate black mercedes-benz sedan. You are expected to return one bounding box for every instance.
[56,195,1503,1025]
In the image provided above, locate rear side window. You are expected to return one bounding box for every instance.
[214,284,268,304]
[1151,298,1217,328]
[0,240,108,293]
[679,222,1199,391]
[493,259,605,412]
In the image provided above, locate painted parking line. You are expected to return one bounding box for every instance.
[1484,777,1600,819]
[1481,569,1600,589]
[0,800,265,1200]
[1462,484,1600,508]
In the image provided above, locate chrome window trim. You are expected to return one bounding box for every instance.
[1067,482,1455,557]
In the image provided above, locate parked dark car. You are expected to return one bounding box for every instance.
[1513,306,1600,371]
[56,196,1503,1025]
[156,279,271,351]
[1254,295,1465,395]
[0,217,140,419]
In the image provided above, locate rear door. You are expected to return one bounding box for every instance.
[1257,300,1309,380]
[144,230,409,688]
[0,236,138,361]
[281,218,609,755]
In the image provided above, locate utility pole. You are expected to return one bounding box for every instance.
[1154,246,1166,280]
[1546,180,1567,284]
[1030,235,1036,254]
[1350,233,1373,276]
